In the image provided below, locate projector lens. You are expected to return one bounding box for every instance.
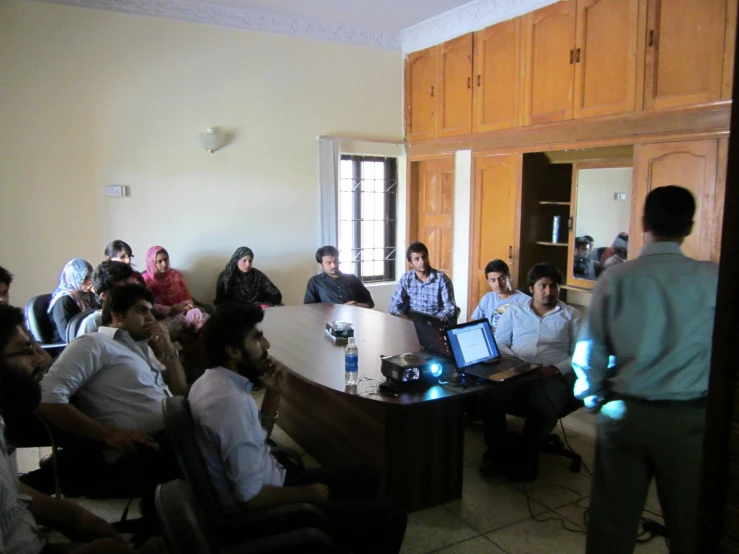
[429,363,442,377]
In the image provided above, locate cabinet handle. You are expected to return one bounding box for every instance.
[477,75,481,86]
[430,85,435,97]
[569,49,574,64]
[648,30,654,47]
[467,76,471,89]
[575,48,581,63]
[568,216,573,231]
[508,246,513,260]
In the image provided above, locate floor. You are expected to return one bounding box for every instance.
[15,409,669,554]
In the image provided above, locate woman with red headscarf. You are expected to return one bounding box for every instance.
[142,245,208,332]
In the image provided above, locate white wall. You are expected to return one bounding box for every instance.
[0,0,403,308]
[452,150,472,322]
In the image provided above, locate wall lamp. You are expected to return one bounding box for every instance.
[197,127,225,154]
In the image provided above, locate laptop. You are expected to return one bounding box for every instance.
[409,310,452,358]
[444,319,538,382]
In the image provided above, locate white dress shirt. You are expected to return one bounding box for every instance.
[494,300,582,375]
[572,242,718,402]
[189,368,285,516]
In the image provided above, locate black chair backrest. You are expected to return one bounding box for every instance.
[65,309,96,343]
[162,396,232,526]
[25,294,58,345]
[155,479,219,554]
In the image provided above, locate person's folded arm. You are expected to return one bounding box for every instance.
[493,309,516,358]
[356,279,375,309]
[437,275,458,321]
[304,279,320,304]
[552,310,585,375]
[387,278,408,316]
[261,274,283,306]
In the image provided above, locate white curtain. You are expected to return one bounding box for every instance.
[318,139,340,246]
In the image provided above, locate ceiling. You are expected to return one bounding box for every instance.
[37,0,555,51]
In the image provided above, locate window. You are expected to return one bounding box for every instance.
[338,155,398,283]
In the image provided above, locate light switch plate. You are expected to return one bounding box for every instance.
[105,185,126,198]
[613,193,627,200]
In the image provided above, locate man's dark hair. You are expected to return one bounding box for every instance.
[583,235,595,245]
[93,261,135,297]
[0,304,25,355]
[406,242,429,262]
[0,266,13,287]
[315,246,339,263]
[643,185,696,238]
[575,237,590,250]
[101,283,154,325]
[527,263,564,288]
[105,240,133,259]
[484,259,511,278]
[203,303,265,367]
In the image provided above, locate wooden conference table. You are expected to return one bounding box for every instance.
[261,303,487,512]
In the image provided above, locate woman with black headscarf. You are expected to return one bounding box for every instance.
[215,247,282,306]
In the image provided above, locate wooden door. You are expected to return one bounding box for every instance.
[405,47,438,141]
[437,34,473,138]
[468,153,522,318]
[644,0,728,110]
[473,19,522,132]
[631,139,720,261]
[522,2,578,126]
[574,0,640,119]
[417,158,455,278]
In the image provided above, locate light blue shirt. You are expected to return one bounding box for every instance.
[189,368,285,516]
[471,290,530,331]
[76,310,103,337]
[572,242,718,403]
[495,300,582,375]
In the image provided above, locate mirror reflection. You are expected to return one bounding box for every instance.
[572,167,633,282]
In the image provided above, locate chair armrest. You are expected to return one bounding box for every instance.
[217,503,330,544]
[270,446,305,471]
[221,527,335,554]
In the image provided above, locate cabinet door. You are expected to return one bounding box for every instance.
[574,0,640,119]
[405,47,438,141]
[522,2,577,126]
[437,34,473,138]
[631,140,719,261]
[644,0,728,110]
[468,153,522,318]
[473,19,522,133]
[418,158,455,278]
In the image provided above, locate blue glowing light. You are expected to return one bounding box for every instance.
[429,363,443,377]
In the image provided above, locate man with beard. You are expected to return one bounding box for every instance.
[190,303,407,554]
[304,246,374,308]
[0,304,137,553]
[478,263,582,480]
[37,284,186,490]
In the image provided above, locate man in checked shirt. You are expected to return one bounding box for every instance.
[388,242,458,323]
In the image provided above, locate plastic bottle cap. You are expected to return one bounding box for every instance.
[348,337,355,345]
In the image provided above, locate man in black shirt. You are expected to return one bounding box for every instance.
[304,246,374,308]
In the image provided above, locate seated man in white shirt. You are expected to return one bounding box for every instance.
[190,303,407,554]
[0,304,138,553]
[37,283,187,493]
[479,263,582,480]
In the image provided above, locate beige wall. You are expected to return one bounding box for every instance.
[0,0,403,308]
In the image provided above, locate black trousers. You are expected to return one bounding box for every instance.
[283,466,407,554]
[480,374,575,461]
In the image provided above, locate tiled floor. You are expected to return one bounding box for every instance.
[15,409,669,554]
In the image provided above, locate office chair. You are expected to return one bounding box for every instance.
[25,293,66,353]
[65,309,96,342]
[155,479,335,554]
[162,397,330,544]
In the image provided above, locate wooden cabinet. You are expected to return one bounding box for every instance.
[644,0,728,110]
[468,153,522,316]
[417,158,455,277]
[438,34,473,137]
[574,0,641,118]
[522,2,577,125]
[405,47,438,141]
[473,19,521,132]
[631,139,721,261]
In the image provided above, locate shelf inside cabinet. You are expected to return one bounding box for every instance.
[536,241,569,247]
[538,201,571,206]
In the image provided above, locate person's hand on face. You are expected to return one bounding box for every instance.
[260,356,287,394]
[146,321,174,357]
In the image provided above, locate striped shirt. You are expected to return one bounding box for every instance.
[388,269,457,321]
[0,419,46,553]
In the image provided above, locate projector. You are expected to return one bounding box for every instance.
[380,351,445,384]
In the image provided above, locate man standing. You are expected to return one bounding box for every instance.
[388,242,457,322]
[573,186,717,554]
[479,263,581,480]
[304,246,374,308]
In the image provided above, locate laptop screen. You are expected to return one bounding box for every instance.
[446,320,500,368]
[409,311,451,356]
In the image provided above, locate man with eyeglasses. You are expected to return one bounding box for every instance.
[0,304,138,553]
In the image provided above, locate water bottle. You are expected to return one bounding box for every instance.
[345,337,359,385]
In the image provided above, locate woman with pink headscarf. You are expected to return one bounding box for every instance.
[142,246,208,333]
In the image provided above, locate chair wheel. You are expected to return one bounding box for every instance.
[570,459,582,473]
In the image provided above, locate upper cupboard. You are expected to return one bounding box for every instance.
[404,0,735,141]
